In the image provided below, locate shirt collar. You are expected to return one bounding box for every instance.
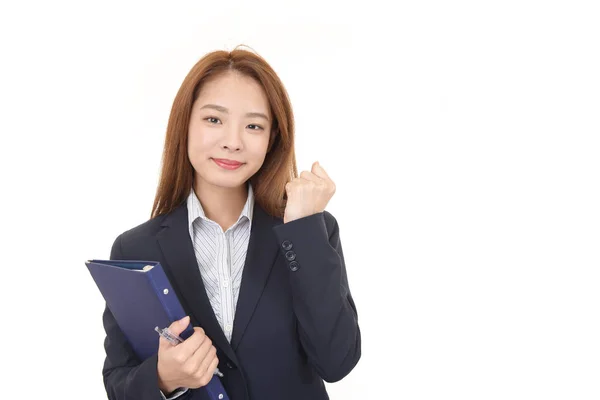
[187,183,254,236]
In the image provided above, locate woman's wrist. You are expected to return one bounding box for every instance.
[158,366,180,394]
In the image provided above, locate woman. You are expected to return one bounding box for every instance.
[102,47,361,400]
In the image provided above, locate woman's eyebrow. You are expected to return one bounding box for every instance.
[199,104,270,121]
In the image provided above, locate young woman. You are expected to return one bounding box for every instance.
[101,48,361,400]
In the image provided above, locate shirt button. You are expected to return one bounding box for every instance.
[285,251,296,261]
[281,240,293,250]
[222,278,229,288]
[225,324,233,332]
[289,261,300,272]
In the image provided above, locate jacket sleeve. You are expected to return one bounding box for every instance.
[102,234,190,400]
[272,211,361,382]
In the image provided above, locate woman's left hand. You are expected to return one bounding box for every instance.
[283,161,336,224]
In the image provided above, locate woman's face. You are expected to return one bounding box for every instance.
[188,71,272,191]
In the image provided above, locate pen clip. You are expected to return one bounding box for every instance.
[155,326,183,345]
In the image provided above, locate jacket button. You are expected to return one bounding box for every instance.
[289,261,300,272]
[281,240,293,250]
[285,251,296,261]
[226,361,234,369]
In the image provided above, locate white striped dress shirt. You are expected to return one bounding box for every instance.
[186,184,254,342]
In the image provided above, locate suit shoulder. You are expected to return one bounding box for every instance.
[111,213,168,254]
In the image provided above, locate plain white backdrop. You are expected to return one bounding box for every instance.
[1,1,599,399]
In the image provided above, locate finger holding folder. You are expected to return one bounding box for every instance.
[157,316,221,394]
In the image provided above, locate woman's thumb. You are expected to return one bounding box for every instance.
[169,315,190,336]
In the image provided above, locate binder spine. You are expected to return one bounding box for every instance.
[146,267,186,326]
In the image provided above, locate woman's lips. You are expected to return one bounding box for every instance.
[212,158,244,170]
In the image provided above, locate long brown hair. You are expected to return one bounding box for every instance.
[150,47,297,219]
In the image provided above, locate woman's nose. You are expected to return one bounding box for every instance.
[221,126,243,151]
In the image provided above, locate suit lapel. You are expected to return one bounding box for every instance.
[156,203,239,366]
[230,204,280,350]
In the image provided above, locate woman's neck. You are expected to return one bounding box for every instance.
[193,180,248,232]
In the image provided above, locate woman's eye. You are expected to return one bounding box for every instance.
[247,124,263,130]
[206,117,221,124]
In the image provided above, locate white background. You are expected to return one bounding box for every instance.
[1,1,599,399]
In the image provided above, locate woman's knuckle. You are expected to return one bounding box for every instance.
[184,364,196,376]
[174,354,186,364]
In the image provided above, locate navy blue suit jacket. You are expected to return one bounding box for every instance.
[101,201,361,400]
